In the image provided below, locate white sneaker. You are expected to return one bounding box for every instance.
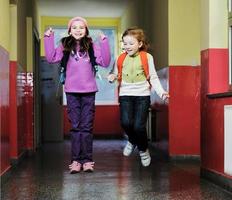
[123,141,135,156]
[139,149,151,167]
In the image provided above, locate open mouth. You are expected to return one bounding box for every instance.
[74,34,83,37]
[127,50,133,54]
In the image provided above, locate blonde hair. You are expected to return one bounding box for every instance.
[122,27,149,51]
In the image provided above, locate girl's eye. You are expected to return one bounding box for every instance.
[72,26,85,30]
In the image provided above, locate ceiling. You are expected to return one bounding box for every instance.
[37,0,131,18]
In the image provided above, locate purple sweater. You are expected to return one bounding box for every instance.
[44,34,111,93]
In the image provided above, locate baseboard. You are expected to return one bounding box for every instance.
[64,134,124,140]
[149,141,200,161]
[0,166,12,185]
[93,134,124,139]
[149,142,169,159]
[10,150,28,166]
[1,149,34,184]
[169,155,200,161]
[201,168,232,193]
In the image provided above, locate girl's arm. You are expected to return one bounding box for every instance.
[44,32,64,63]
[93,35,111,67]
[148,54,169,100]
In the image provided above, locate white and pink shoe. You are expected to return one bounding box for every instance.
[69,161,81,174]
[83,162,95,172]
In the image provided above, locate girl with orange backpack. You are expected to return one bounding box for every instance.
[108,27,169,167]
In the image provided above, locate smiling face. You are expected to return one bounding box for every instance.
[122,35,143,56]
[70,20,87,40]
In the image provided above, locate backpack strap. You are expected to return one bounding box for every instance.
[117,51,152,90]
[139,51,152,88]
[117,52,127,86]
[61,50,70,71]
[59,50,70,84]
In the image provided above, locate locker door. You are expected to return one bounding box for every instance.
[40,57,63,142]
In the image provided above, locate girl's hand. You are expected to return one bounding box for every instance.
[100,33,107,40]
[162,92,170,103]
[107,74,117,83]
[96,30,106,40]
[44,27,54,37]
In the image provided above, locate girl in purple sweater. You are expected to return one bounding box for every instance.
[44,16,111,173]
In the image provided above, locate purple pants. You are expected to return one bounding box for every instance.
[66,92,95,164]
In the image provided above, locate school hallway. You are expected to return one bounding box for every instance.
[1,139,232,200]
[1,0,232,199]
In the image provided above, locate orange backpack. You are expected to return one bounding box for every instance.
[117,51,151,88]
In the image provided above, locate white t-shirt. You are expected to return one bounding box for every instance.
[113,53,166,99]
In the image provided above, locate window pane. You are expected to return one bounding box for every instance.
[89,28,117,104]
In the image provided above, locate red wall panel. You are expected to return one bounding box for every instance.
[63,107,70,135]
[63,105,123,136]
[17,72,27,153]
[169,66,201,156]
[9,65,34,160]
[1,58,34,176]
[24,73,34,149]
[93,105,122,135]
[201,48,232,176]
[0,46,10,175]
[201,49,229,94]
[201,97,232,173]
[9,61,18,158]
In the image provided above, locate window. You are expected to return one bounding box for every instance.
[229,0,232,85]
[41,17,120,105]
[53,27,118,105]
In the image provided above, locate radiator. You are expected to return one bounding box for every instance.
[224,105,232,176]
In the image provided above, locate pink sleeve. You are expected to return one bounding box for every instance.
[93,37,111,68]
[44,33,64,63]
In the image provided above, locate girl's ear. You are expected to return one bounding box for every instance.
[139,41,143,48]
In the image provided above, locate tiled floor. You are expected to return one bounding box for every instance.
[1,139,232,200]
